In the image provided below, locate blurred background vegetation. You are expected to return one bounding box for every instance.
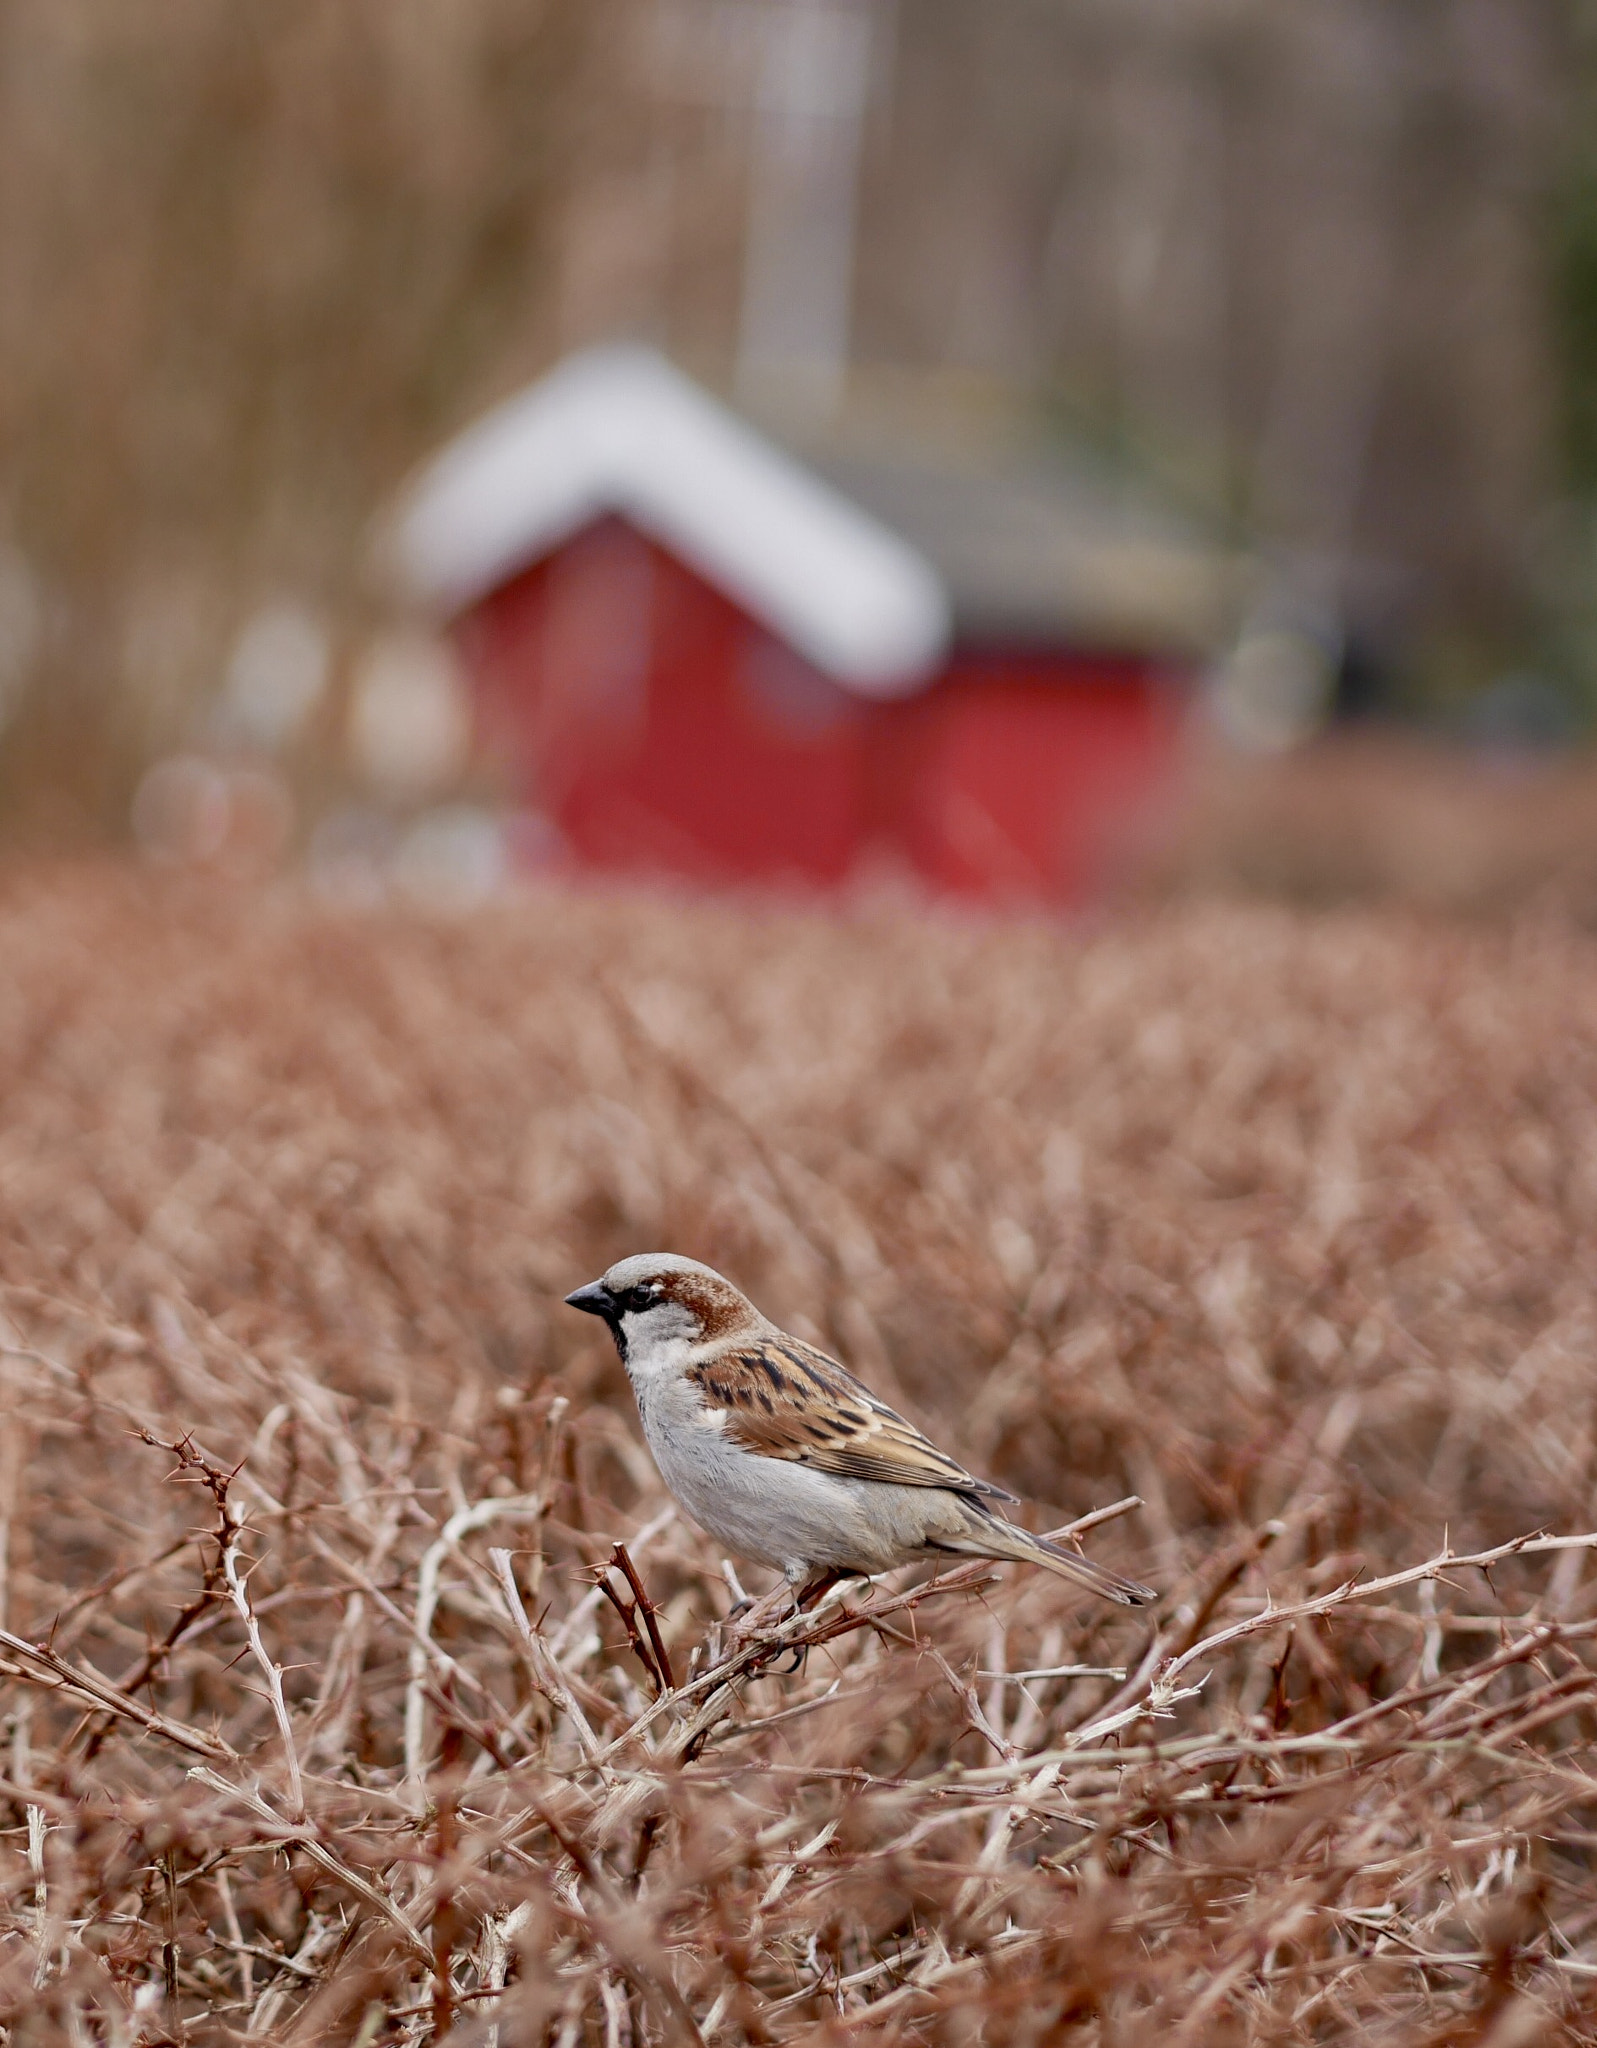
[1,0,1595,851]
[0,0,585,839]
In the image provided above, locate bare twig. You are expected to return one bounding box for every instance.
[403,1494,547,1803]
[0,1627,234,1760]
[187,1768,433,1968]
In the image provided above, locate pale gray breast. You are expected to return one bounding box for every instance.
[629,1363,924,1574]
[632,1370,748,1523]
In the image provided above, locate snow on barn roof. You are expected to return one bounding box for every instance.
[381,345,951,696]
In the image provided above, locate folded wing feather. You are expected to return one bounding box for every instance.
[688,1338,1019,1503]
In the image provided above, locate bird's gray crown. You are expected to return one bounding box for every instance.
[601,1251,725,1295]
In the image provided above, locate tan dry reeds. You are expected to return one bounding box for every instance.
[1,865,1596,2042]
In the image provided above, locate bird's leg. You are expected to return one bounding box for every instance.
[766,1569,825,1674]
[719,1559,755,1622]
[727,1569,848,1669]
[796,1567,850,1612]
[770,1569,852,1674]
[725,1576,794,1637]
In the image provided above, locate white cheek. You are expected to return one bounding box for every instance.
[623,1303,697,1348]
[619,1308,700,1390]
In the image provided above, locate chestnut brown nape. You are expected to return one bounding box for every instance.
[665,1267,763,1342]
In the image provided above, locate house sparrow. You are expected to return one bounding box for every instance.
[565,1253,1154,1607]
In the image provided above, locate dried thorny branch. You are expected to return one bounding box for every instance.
[137,1426,308,1814]
[2,874,1597,2042]
[599,1542,677,1695]
[0,1626,233,1763]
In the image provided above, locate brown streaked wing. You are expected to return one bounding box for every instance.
[688,1337,1018,1502]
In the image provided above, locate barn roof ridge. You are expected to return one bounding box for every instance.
[379,343,951,695]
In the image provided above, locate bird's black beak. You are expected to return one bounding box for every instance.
[564,1280,618,1321]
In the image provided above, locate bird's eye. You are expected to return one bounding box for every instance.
[621,1284,658,1313]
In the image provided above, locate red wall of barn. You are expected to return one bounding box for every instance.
[863,652,1186,898]
[455,517,1186,901]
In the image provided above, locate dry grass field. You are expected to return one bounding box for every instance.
[2,862,1597,2043]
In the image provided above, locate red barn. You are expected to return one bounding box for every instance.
[385,347,1229,901]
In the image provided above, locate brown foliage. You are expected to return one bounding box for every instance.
[1148,735,1597,923]
[1,864,1596,2042]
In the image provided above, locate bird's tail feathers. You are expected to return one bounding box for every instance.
[951,1513,1155,1606]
